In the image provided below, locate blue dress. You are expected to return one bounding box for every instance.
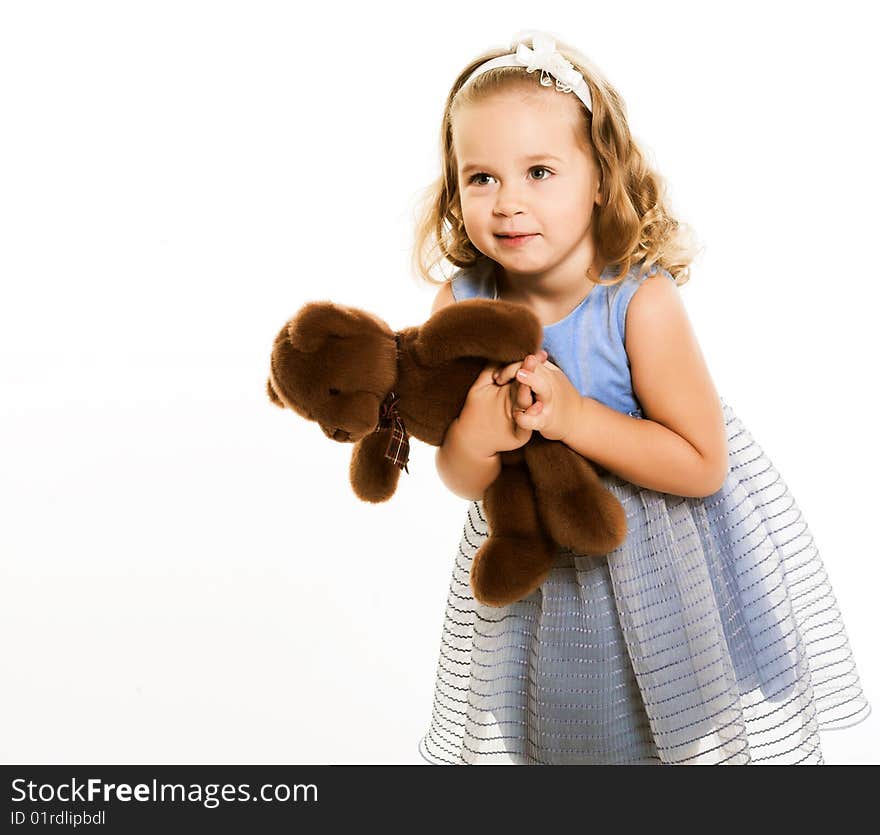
[418,256,871,765]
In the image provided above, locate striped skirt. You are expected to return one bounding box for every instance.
[418,399,871,765]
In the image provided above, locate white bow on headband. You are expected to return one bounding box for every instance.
[514,33,586,96]
[460,32,593,112]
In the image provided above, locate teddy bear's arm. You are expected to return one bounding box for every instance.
[412,299,544,368]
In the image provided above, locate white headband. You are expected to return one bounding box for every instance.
[460,32,593,113]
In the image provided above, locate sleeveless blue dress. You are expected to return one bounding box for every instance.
[418,256,871,765]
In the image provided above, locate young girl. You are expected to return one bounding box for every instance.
[412,30,871,765]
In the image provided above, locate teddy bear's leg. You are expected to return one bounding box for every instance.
[473,462,557,608]
[523,436,627,556]
[349,430,403,503]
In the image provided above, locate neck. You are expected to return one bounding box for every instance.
[494,254,608,305]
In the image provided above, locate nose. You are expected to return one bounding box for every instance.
[493,182,528,217]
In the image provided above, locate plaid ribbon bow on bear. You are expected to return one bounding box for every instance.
[377,390,410,474]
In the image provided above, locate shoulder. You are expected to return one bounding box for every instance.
[446,258,496,304]
[610,264,677,344]
[430,280,456,315]
[625,268,680,339]
[428,261,494,315]
[624,267,689,378]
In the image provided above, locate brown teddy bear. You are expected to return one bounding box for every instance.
[266,298,627,607]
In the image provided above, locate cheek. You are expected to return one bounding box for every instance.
[551,192,592,227]
[460,200,485,230]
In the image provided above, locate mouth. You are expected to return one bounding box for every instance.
[495,233,539,246]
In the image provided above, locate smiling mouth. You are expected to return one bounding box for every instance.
[495,233,539,245]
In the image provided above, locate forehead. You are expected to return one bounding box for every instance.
[452,89,583,166]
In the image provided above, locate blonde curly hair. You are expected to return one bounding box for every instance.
[410,33,702,288]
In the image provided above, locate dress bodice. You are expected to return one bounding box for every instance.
[449,257,675,417]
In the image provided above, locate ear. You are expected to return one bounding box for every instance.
[413,299,543,367]
[349,429,403,503]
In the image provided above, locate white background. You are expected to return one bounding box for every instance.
[1,0,876,764]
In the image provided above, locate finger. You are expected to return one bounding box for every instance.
[479,362,503,385]
[498,350,545,385]
[493,359,523,386]
[516,364,549,400]
[514,399,543,427]
[515,379,533,410]
[510,384,533,421]
[513,397,543,416]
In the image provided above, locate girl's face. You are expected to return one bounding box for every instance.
[452,89,602,281]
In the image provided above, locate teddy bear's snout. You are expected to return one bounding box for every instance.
[319,423,352,442]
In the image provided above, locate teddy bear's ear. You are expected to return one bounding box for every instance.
[349,430,403,503]
[286,301,392,353]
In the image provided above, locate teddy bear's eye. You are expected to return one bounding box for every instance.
[328,387,340,396]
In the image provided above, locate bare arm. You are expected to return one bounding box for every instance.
[561,274,728,498]
[429,280,502,502]
[436,417,502,501]
[563,398,721,497]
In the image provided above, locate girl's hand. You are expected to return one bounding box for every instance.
[455,355,543,457]
[495,353,582,443]
[491,348,548,388]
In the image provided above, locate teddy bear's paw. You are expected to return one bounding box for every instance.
[349,431,402,503]
[470,536,555,608]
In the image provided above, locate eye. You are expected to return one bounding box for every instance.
[468,166,553,185]
[328,387,340,396]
